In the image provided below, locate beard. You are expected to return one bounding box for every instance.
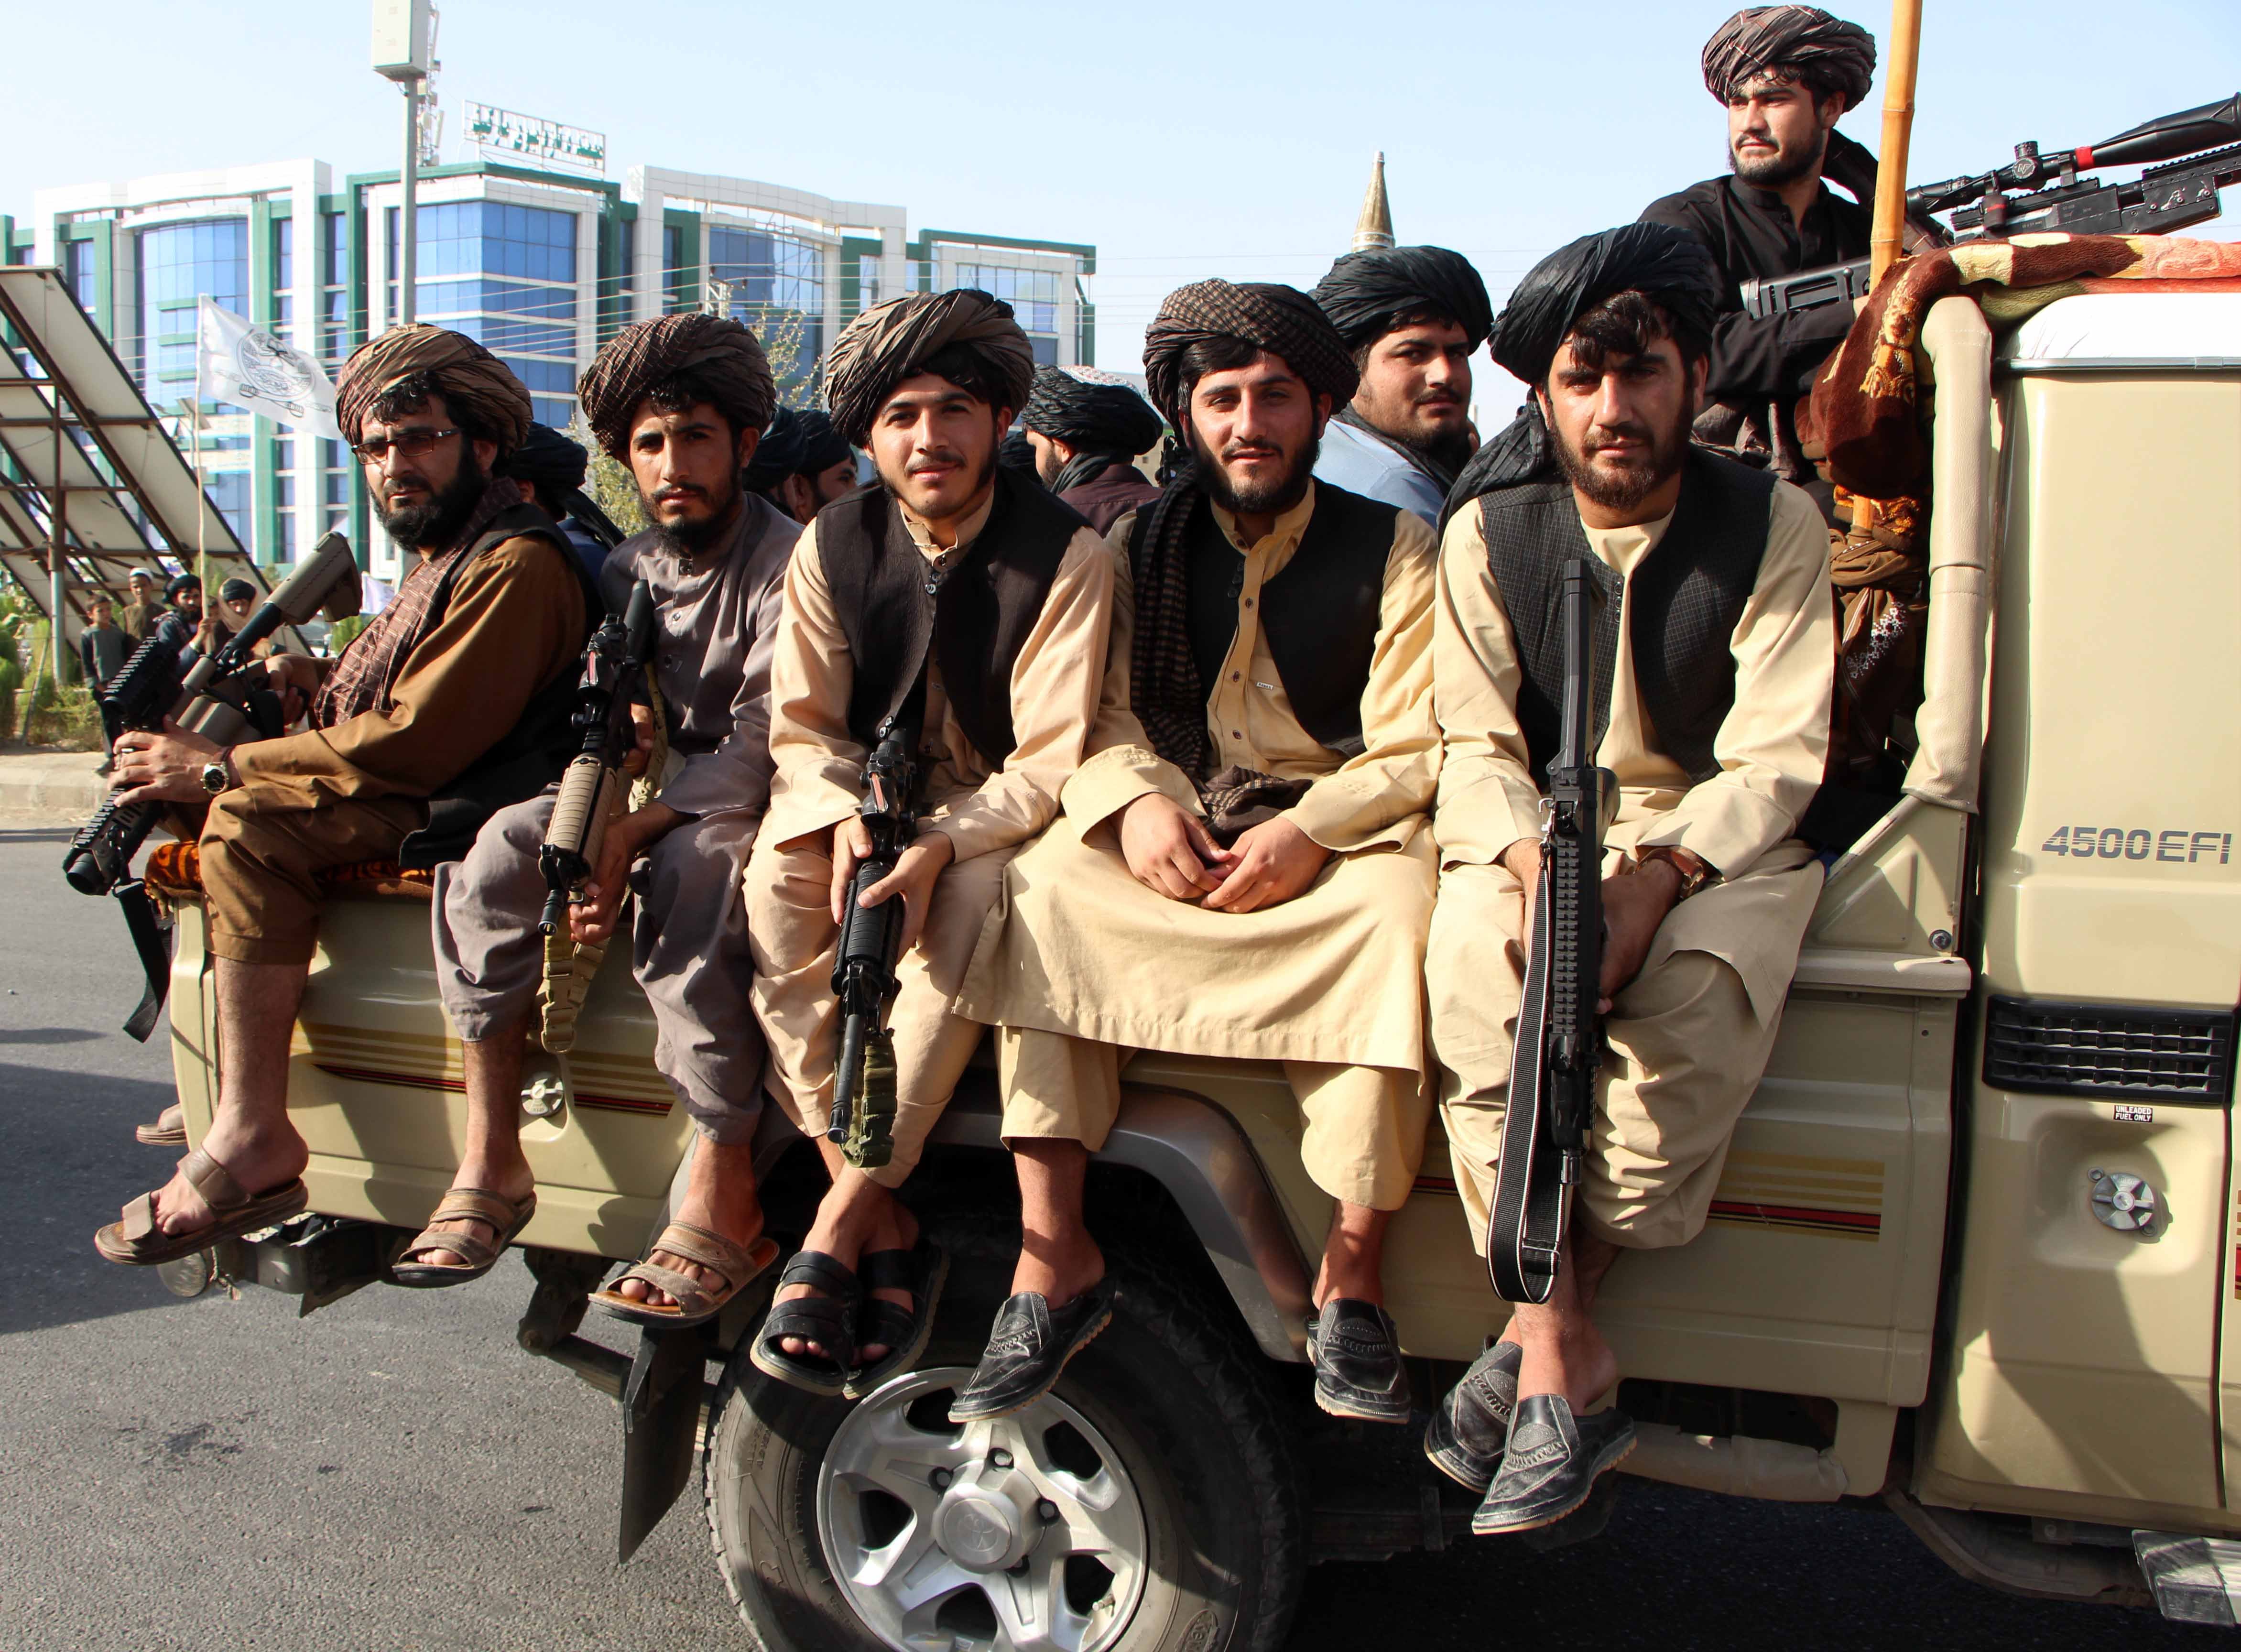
[375,450,490,552]
[642,473,743,558]
[1193,428,1319,519]
[1551,402,1691,515]
[1408,417,1476,478]
[1730,121,1827,189]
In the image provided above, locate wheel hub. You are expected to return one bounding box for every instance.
[933,1480,1030,1573]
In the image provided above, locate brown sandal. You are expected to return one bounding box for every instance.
[590,1221,779,1329]
[94,1148,308,1266]
[136,1104,187,1147]
[389,1188,538,1287]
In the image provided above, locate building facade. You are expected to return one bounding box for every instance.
[14,159,1095,578]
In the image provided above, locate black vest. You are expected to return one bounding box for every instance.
[398,503,598,868]
[818,465,1085,764]
[1479,449,1774,786]
[1174,482,1398,759]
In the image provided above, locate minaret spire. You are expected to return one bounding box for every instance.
[1352,152,1395,251]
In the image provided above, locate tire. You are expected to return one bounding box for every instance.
[704,1214,1305,1651]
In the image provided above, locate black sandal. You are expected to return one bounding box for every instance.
[845,1238,950,1401]
[750,1251,860,1397]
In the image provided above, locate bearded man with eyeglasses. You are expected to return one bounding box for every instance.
[95,325,592,1272]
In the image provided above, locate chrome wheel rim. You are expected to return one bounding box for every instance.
[816,1366,1149,1652]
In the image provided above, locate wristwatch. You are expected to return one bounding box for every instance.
[198,755,234,795]
[1637,845,1717,902]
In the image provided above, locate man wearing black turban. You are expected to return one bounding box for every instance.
[500,423,626,582]
[1422,225,1836,1537]
[1019,366,1164,532]
[952,278,1442,1428]
[1312,245,1492,522]
[1642,5,1880,485]
[741,406,858,525]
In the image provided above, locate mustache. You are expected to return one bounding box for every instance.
[653,484,710,504]
[906,446,968,474]
[1219,440,1284,462]
[1582,421,1655,456]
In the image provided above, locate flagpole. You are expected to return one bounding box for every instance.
[192,330,209,612]
[1871,0,1924,283]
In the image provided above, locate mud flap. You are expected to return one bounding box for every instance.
[619,1321,712,1563]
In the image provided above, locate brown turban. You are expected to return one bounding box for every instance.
[335,324,533,456]
[1702,6,1877,111]
[821,290,1036,447]
[574,312,778,461]
[1141,280,1359,433]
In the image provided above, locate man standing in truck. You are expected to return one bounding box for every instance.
[1424,224,1834,1532]
[406,314,799,1323]
[94,326,590,1268]
[743,289,1114,1399]
[954,280,1440,1426]
[1639,5,1878,486]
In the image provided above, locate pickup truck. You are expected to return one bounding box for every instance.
[147,287,2241,1651]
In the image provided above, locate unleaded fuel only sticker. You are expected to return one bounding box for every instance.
[2114,1105,2154,1123]
[2040,826,2231,864]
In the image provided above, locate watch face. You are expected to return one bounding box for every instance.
[200,761,227,793]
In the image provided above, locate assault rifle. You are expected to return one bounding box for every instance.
[1742,93,2241,320]
[63,529,363,1038]
[1486,559,1610,1304]
[827,693,927,1171]
[537,579,656,937]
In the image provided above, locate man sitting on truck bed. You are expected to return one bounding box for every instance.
[403,315,800,1321]
[743,289,1114,1399]
[955,280,1440,1426]
[95,326,590,1267]
[1423,225,1833,1532]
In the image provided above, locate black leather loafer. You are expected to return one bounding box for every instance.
[1424,1340,1524,1492]
[1470,1394,1635,1536]
[1307,1298,1412,1424]
[948,1278,1117,1424]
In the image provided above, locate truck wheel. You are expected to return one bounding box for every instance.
[705,1222,1303,1651]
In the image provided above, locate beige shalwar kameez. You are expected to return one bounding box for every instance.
[746,489,1113,1185]
[1429,479,1834,1252]
[956,484,1440,1211]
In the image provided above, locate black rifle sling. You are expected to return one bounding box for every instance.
[1487,858,1567,1304]
[117,880,174,1043]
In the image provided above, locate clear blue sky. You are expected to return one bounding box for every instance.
[9,0,2238,386]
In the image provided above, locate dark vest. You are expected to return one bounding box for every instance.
[1173,482,1398,759]
[1479,449,1774,786]
[818,465,1084,764]
[398,503,598,868]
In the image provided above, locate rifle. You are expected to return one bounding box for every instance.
[827,690,927,1171]
[1741,92,2241,319]
[64,530,363,1040]
[537,579,657,939]
[1486,558,1609,1305]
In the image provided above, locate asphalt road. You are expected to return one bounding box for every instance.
[0,822,2229,1652]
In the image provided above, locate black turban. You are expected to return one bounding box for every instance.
[165,574,200,601]
[500,422,589,492]
[1445,224,1722,522]
[576,313,777,462]
[822,290,1037,448]
[742,406,853,491]
[1702,6,1877,110]
[1141,280,1359,432]
[1312,246,1494,352]
[1021,367,1164,458]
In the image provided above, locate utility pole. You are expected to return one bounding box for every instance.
[371,0,434,327]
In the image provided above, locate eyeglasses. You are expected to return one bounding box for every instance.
[352,427,460,463]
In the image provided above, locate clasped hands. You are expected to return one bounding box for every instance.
[1117,792,1328,915]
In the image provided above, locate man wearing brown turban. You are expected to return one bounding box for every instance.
[952,280,1441,1425]
[742,290,1114,1397]
[1642,5,1880,486]
[97,325,591,1269]
[409,314,803,1322]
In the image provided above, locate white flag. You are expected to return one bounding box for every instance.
[196,296,343,439]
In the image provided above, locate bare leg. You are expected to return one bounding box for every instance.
[774,1141,920,1363]
[1504,1225,1623,1413]
[1009,1139,1105,1304]
[1313,1203,1393,1308]
[152,957,311,1234]
[414,1021,536,1268]
[616,1132,768,1308]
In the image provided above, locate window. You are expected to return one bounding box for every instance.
[384,201,582,426]
[272,215,294,337]
[137,217,253,543]
[857,255,882,316]
[321,211,348,362]
[64,238,98,313]
[663,225,691,314]
[951,262,1062,363]
[707,225,825,402]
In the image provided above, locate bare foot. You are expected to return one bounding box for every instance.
[144,1115,308,1237]
[773,1175,894,1363]
[617,1136,765,1309]
[411,1153,536,1270]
